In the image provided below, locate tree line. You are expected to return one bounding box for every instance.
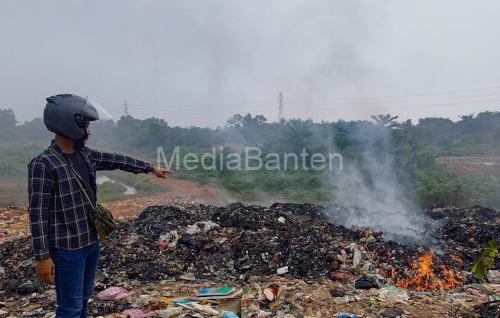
[1,108,499,209]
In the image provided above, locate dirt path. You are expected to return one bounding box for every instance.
[0,177,231,240]
[436,156,500,177]
[102,177,231,220]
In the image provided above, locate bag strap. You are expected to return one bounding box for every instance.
[49,148,97,211]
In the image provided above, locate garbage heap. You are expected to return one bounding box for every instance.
[2,203,498,297]
[430,205,500,265]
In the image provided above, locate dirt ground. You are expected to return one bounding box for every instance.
[0,179,27,208]
[436,156,500,177]
[102,177,231,221]
[0,177,230,240]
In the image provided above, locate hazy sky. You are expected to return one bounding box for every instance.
[1,0,500,127]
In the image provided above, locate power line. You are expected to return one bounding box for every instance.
[126,104,276,112]
[125,98,275,109]
[124,96,500,113]
[109,84,500,118]
[286,85,500,104]
[122,104,277,119]
[286,98,500,111]
[115,86,500,113]
[287,91,500,107]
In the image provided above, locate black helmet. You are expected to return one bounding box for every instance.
[43,94,99,140]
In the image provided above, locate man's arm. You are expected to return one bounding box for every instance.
[87,148,153,173]
[28,160,53,260]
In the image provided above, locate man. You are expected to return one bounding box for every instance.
[28,94,170,317]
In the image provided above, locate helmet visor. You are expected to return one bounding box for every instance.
[85,97,113,121]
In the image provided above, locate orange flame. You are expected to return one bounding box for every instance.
[392,253,464,291]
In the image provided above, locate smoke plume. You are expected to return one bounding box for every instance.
[326,123,429,243]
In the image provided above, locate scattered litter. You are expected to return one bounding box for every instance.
[263,286,284,302]
[333,296,355,305]
[178,273,196,281]
[119,308,154,318]
[221,311,239,318]
[377,286,409,304]
[177,302,219,316]
[158,230,179,249]
[336,313,359,318]
[352,247,362,270]
[157,307,183,318]
[331,272,352,282]
[354,276,380,289]
[380,307,404,318]
[330,288,345,297]
[277,266,289,275]
[95,287,130,301]
[196,286,235,297]
[487,270,500,283]
[312,287,331,301]
[185,221,220,235]
[196,286,243,299]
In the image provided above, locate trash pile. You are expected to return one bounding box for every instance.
[100,203,353,282]
[97,203,480,286]
[429,205,500,267]
[0,207,29,242]
[0,203,499,317]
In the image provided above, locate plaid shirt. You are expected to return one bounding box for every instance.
[28,141,153,260]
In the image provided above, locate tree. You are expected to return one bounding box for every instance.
[225,113,267,128]
[280,119,314,154]
[332,122,350,151]
[371,114,399,127]
[0,109,17,128]
[226,114,244,128]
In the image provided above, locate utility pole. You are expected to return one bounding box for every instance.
[278,92,284,122]
[123,100,129,116]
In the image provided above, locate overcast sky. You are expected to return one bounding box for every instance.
[1,0,499,127]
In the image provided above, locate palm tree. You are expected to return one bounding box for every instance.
[371,114,399,127]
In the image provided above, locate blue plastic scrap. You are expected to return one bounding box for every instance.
[336,314,359,318]
[221,311,240,318]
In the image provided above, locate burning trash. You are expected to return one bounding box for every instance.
[391,253,465,291]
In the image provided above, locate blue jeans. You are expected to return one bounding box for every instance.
[50,242,100,318]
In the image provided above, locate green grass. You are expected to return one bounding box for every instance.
[415,167,500,210]
[97,181,127,202]
[172,167,333,204]
[0,144,45,178]
[101,171,167,196]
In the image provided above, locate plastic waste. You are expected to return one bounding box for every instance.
[487,270,500,283]
[120,309,154,318]
[157,308,183,318]
[95,287,130,301]
[185,221,220,235]
[354,276,380,289]
[158,230,179,249]
[336,313,359,318]
[352,248,361,269]
[221,311,240,318]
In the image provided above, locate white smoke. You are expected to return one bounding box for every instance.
[325,123,429,243]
